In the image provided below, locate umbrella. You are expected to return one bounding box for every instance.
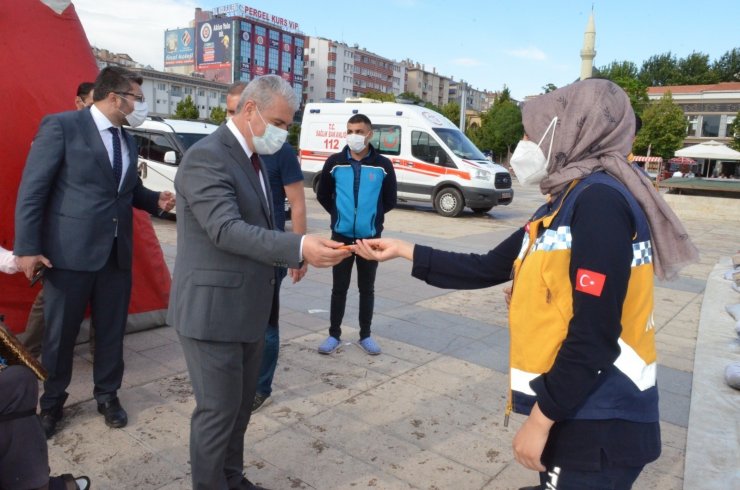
[675,140,740,161]
[668,157,697,165]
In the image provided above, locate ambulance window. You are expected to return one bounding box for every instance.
[370,124,401,156]
[411,130,453,167]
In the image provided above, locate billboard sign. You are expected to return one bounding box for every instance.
[196,20,234,71]
[164,28,195,66]
[213,3,300,32]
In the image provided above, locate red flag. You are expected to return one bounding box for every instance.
[575,268,606,297]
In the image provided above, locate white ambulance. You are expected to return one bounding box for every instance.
[299,101,513,217]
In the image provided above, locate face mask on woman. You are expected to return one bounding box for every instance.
[509,116,557,185]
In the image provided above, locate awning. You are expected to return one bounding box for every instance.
[675,140,740,161]
[632,156,663,163]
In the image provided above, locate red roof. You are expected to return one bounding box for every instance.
[648,82,740,95]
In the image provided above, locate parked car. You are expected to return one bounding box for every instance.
[127,117,291,219]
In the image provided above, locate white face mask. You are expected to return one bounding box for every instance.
[249,106,288,155]
[116,94,148,128]
[346,133,367,153]
[509,116,557,186]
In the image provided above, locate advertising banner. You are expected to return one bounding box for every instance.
[196,20,234,71]
[164,28,194,66]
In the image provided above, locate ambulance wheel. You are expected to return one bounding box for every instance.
[471,206,493,214]
[434,187,464,217]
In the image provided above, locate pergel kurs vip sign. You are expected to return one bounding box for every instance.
[164,28,195,66]
[196,20,234,70]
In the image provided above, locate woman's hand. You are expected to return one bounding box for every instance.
[353,238,415,262]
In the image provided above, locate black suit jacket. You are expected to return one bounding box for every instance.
[14,108,159,271]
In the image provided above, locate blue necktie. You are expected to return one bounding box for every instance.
[108,127,123,187]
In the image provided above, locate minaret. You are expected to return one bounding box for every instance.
[579,10,596,80]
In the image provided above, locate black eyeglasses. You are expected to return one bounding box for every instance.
[115,92,145,102]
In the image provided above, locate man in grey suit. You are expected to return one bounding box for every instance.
[168,75,349,490]
[14,67,176,438]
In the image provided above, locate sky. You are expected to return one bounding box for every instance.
[72,0,740,100]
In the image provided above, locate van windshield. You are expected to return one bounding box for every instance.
[176,133,210,150]
[432,128,486,161]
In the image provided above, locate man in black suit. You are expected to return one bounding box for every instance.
[14,66,176,438]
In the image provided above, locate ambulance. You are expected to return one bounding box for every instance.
[299,101,513,217]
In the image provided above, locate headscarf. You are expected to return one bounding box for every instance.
[521,78,699,280]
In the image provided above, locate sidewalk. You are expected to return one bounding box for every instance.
[45,184,740,489]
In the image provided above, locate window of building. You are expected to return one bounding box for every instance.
[220,94,226,103]
[184,87,192,95]
[310,47,315,54]
[701,115,721,138]
[282,53,291,73]
[269,48,279,70]
[254,44,266,67]
[725,115,736,137]
[255,26,266,37]
[157,83,166,91]
[171,85,182,96]
[198,89,205,96]
[310,60,315,67]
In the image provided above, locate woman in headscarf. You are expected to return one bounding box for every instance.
[352,78,699,489]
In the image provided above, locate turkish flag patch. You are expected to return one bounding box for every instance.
[575,268,606,297]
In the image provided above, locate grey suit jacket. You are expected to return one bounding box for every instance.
[167,125,302,343]
[14,109,160,271]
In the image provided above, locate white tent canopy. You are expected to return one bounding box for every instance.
[675,140,740,161]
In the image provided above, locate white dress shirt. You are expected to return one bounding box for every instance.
[90,104,130,192]
[0,245,19,274]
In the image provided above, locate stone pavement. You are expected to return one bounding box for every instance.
[45,182,740,489]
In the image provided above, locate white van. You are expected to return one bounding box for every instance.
[127,117,219,198]
[299,102,513,217]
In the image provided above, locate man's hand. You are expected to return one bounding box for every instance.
[17,255,52,281]
[158,191,176,212]
[504,286,513,308]
[354,238,415,262]
[512,403,553,472]
[288,262,308,284]
[302,235,350,267]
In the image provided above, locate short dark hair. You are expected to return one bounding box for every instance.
[93,67,143,102]
[77,82,95,98]
[228,81,247,96]
[348,113,372,127]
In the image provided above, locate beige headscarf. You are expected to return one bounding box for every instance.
[521,78,699,280]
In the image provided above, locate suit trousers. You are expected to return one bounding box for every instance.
[179,334,265,490]
[40,243,131,410]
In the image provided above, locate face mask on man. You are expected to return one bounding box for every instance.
[509,116,557,186]
[249,106,288,155]
[116,94,148,128]
[346,133,367,153]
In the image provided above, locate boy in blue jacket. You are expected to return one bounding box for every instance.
[317,114,397,355]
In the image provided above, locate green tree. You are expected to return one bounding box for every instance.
[633,92,686,160]
[398,91,423,103]
[173,95,200,120]
[729,111,740,151]
[676,51,719,84]
[440,102,460,127]
[209,106,226,125]
[361,90,395,102]
[541,83,558,94]
[612,77,649,116]
[288,123,301,150]
[712,48,740,82]
[639,52,679,87]
[598,60,639,81]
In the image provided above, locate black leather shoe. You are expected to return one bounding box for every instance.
[97,397,128,428]
[230,477,269,490]
[39,405,63,439]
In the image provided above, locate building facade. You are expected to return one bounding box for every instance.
[648,82,740,146]
[448,81,489,113]
[164,5,304,104]
[402,61,451,107]
[135,68,229,120]
[304,37,405,103]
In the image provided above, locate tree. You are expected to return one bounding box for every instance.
[361,90,395,102]
[397,91,423,103]
[598,61,639,81]
[639,52,679,87]
[541,83,558,94]
[209,106,226,125]
[612,77,649,116]
[729,111,740,152]
[288,123,301,150]
[440,102,460,127]
[712,48,740,82]
[633,92,686,160]
[173,95,199,120]
[676,51,719,84]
